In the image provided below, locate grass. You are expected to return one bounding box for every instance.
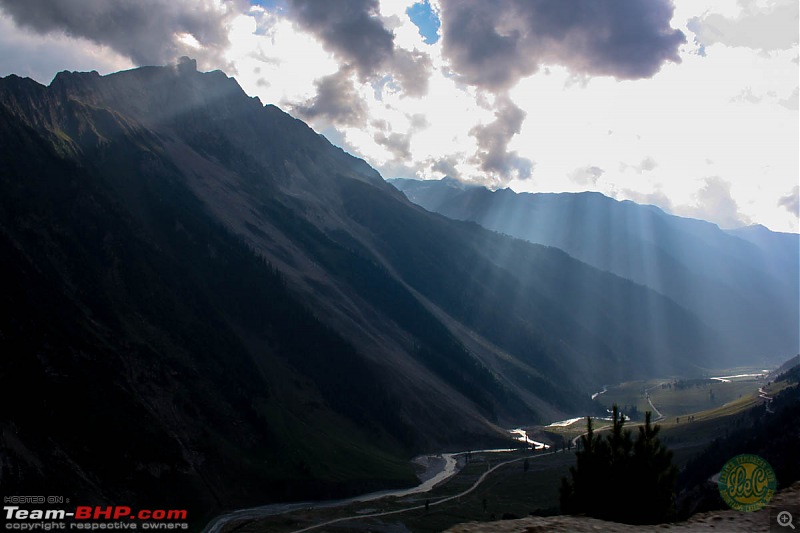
[397,453,574,532]
[541,421,612,444]
[222,375,785,533]
[596,371,768,421]
[599,379,662,415]
[648,380,756,418]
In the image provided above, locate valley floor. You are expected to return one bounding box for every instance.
[212,373,794,533]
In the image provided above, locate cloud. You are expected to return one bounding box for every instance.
[730,87,763,104]
[374,131,412,161]
[373,158,425,180]
[688,0,799,52]
[779,87,799,110]
[569,166,605,185]
[439,0,685,91]
[635,156,658,173]
[389,48,432,97]
[286,0,393,80]
[284,0,434,110]
[431,155,462,179]
[468,96,532,183]
[0,0,241,68]
[673,177,751,229]
[293,68,368,127]
[618,156,658,174]
[777,186,799,217]
[616,188,674,212]
[409,113,429,130]
[0,12,131,83]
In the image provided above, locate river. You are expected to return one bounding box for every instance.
[202,440,531,533]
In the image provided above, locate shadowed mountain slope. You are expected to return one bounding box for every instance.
[0,61,732,521]
[392,177,799,363]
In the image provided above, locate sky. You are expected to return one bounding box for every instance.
[0,0,797,232]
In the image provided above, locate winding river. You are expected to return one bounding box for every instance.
[201,436,536,533]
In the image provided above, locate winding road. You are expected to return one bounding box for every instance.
[643,382,666,421]
[645,394,664,421]
[289,451,556,533]
[202,449,554,533]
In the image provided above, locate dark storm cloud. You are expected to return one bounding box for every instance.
[0,0,241,67]
[286,0,393,79]
[469,97,532,182]
[293,68,367,127]
[440,0,685,91]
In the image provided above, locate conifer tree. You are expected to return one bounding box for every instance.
[560,406,677,524]
[628,411,677,523]
[560,415,609,517]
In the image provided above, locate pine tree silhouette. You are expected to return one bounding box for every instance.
[560,406,677,524]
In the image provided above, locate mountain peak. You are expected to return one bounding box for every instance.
[45,61,256,131]
[51,69,101,84]
[176,56,197,75]
[49,69,102,98]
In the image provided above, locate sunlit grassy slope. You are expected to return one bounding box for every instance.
[599,372,768,419]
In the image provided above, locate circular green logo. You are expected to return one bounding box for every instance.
[718,454,776,512]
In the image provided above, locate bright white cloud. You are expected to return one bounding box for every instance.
[672,176,752,229]
[226,9,339,107]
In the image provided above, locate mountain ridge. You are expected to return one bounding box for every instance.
[391,177,799,363]
[0,62,754,523]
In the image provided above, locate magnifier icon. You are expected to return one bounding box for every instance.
[778,511,795,529]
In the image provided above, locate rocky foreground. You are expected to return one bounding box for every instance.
[446,481,800,532]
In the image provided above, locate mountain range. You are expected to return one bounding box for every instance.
[392,177,799,363]
[1,59,795,523]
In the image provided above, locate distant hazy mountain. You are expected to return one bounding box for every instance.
[0,60,734,520]
[391,177,799,362]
